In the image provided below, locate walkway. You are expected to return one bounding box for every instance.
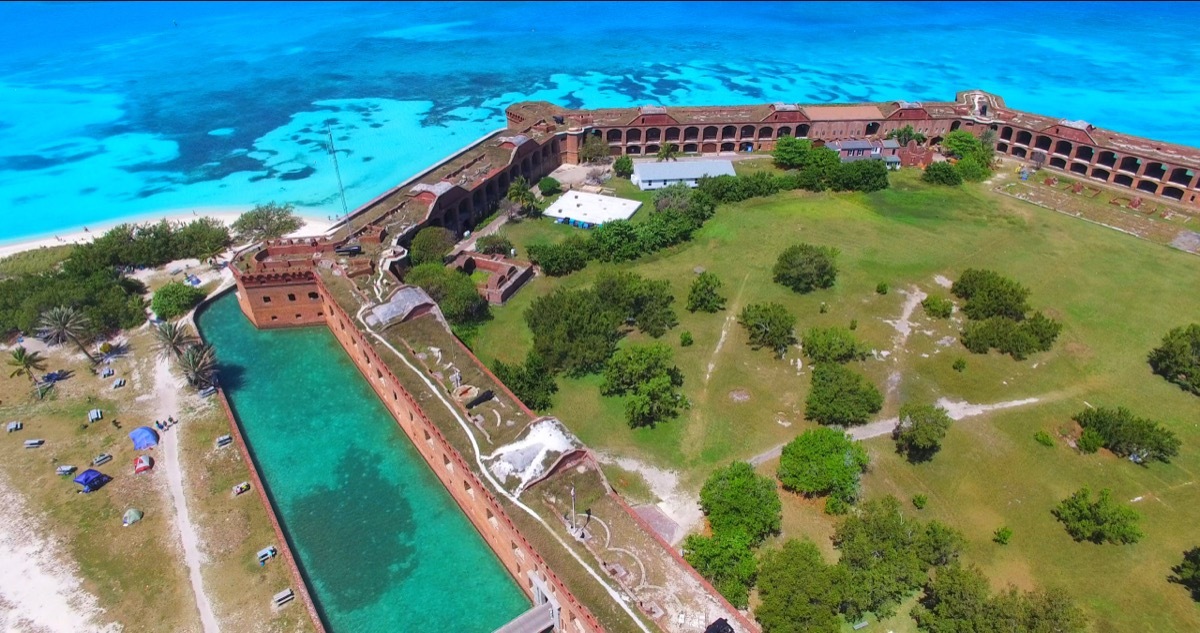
[493,602,554,633]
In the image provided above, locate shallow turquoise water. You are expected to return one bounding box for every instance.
[196,291,528,632]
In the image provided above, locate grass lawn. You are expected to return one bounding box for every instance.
[0,244,74,277]
[472,168,1200,631]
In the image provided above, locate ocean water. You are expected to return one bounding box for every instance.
[1,1,1198,241]
[195,292,528,632]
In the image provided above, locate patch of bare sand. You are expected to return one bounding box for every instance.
[594,453,702,546]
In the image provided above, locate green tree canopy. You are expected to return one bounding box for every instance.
[887,125,927,146]
[951,269,1030,321]
[1147,323,1200,396]
[738,302,796,358]
[941,130,983,159]
[686,271,726,313]
[493,352,557,412]
[1170,546,1200,602]
[231,202,303,243]
[922,161,963,186]
[913,563,1087,633]
[773,243,839,294]
[682,529,757,608]
[833,159,890,192]
[805,362,883,426]
[474,233,513,256]
[755,539,846,633]
[656,142,679,162]
[1072,406,1180,464]
[699,461,782,545]
[802,326,869,363]
[537,176,561,196]
[526,237,590,276]
[1052,487,1142,544]
[778,427,868,503]
[404,263,489,324]
[8,345,47,387]
[151,281,207,320]
[579,134,610,163]
[525,287,622,376]
[613,154,634,177]
[601,343,682,396]
[772,136,813,169]
[593,271,678,337]
[409,226,457,266]
[894,403,953,462]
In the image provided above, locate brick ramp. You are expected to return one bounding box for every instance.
[494,602,555,633]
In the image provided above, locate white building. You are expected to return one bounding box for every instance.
[630,159,736,191]
[543,191,643,228]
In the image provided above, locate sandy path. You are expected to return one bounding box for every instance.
[847,396,1044,441]
[594,453,703,545]
[153,357,220,633]
[0,477,119,633]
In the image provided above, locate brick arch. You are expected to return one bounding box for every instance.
[778,126,792,137]
[665,127,680,142]
[646,128,661,142]
[759,126,773,139]
[721,125,736,140]
[626,128,642,143]
[684,126,699,141]
[740,125,756,139]
[606,129,622,143]
[703,126,718,140]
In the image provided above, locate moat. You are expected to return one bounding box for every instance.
[196,292,528,632]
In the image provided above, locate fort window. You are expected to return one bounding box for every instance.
[778,126,792,138]
[270,315,278,321]
[866,122,880,135]
[646,128,661,142]
[721,125,736,139]
[261,296,272,304]
[740,125,755,139]
[442,454,452,471]
[702,142,717,153]
[1034,135,1052,151]
[1054,140,1072,156]
[487,508,499,530]
[463,480,473,497]
[1097,151,1118,168]
[294,313,302,319]
[1113,174,1134,188]
[1015,130,1032,145]
[1143,162,1167,180]
[997,142,1009,153]
[759,126,773,139]
[511,541,526,561]
[1090,167,1111,181]
[626,146,641,155]
[606,129,621,143]
[664,127,679,142]
[1075,145,1094,162]
[392,391,397,401]
[1168,167,1194,186]
[1070,163,1088,175]
[1012,147,1027,159]
[1049,156,1067,170]
[703,126,718,140]
[1000,126,1013,141]
[1136,180,1158,194]
[287,293,296,301]
[1162,186,1185,201]
[645,144,660,156]
[721,142,735,152]
[798,124,810,137]
[683,143,698,153]
[1118,156,1141,173]
[316,312,323,317]
[683,126,699,141]
[626,129,641,143]
[375,369,382,380]
[950,120,962,132]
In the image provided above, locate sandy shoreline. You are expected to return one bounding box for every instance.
[0,206,336,259]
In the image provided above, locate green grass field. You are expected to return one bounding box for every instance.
[472,168,1200,631]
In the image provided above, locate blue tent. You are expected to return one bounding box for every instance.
[129,426,159,450]
[73,469,111,493]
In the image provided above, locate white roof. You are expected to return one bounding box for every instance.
[632,159,735,182]
[544,191,642,225]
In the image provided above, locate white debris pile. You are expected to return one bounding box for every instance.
[485,419,579,495]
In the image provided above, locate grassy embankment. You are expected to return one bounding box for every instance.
[470,165,1200,632]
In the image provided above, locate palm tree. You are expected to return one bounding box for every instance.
[154,321,198,360]
[656,142,679,162]
[506,176,537,215]
[39,306,97,363]
[177,343,217,389]
[8,346,47,387]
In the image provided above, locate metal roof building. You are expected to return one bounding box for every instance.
[630,159,736,190]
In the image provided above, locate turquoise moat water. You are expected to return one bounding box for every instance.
[196,291,528,632]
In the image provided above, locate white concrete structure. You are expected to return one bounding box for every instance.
[630,159,736,190]
[543,191,642,227]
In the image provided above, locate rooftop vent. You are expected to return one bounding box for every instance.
[1059,119,1093,131]
[897,101,923,109]
[639,105,667,115]
[772,103,800,111]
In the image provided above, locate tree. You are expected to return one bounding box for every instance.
[231,202,303,243]
[955,154,991,181]
[833,159,890,192]
[773,243,839,294]
[175,216,233,258]
[7,346,47,388]
[699,461,782,544]
[683,529,758,608]
[151,281,206,320]
[493,352,557,411]
[778,427,869,503]
[38,305,96,363]
[625,373,688,428]
[474,234,513,256]
[1147,323,1200,396]
[894,402,953,462]
[613,154,633,178]
[922,295,953,319]
[506,176,537,213]
[755,539,845,633]
[655,141,679,162]
[738,302,796,358]
[601,343,681,395]
[1052,487,1142,544]
[654,184,716,224]
[805,363,883,426]
[593,271,678,337]
[589,220,641,262]
[1170,547,1200,601]
[404,263,489,324]
[536,176,561,196]
[686,272,725,313]
[801,326,869,363]
[525,288,622,376]
[922,162,963,186]
[409,226,457,266]
[527,239,589,276]
[913,563,1086,633]
[887,125,927,146]
[579,134,610,163]
[952,269,1030,321]
[1071,406,1180,464]
[153,321,198,360]
[941,130,983,159]
[772,136,812,169]
[802,147,844,190]
[177,343,217,389]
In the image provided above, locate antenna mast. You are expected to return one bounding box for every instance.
[327,125,351,226]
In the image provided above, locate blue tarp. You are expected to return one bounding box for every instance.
[129,426,159,450]
[73,469,111,493]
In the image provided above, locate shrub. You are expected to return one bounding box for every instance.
[1034,430,1054,447]
[594,271,678,338]
[151,281,206,320]
[1052,487,1142,544]
[526,237,589,276]
[1072,406,1180,464]
[699,461,781,544]
[955,154,992,181]
[922,295,953,319]
[961,314,1061,360]
[231,202,302,243]
[952,357,967,372]
[848,318,857,331]
[912,494,928,510]
[590,220,641,262]
[579,134,609,163]
[993,526,1013,545]
[613,154,633,178]
[1077,427,1103,454]
[773,243,839,294]
[475,234,513,256]
[941,130,983,159]
[1148,323,1200,396]
[738,303,796,358]
[409,226,456,265]
[525,288,622,376]
[601,343,686,428]
[922,161,963,186]
[755,539,843,633]
[686,271,725,313]
[805,363,883,426]
[778,427,868,503]
[952,269,1030,321]
[801,326,869,363]
[1170,547,1200,602]
[404,263,489,324]
[824,497,849,515]
[876,282,889,295]
[492,352,557,411]
[680,331,694,347]
[682,529,757,608]
[893,402,953,462]
[537,177,561,196]
[833,158,890,192]
[772,136,812,169]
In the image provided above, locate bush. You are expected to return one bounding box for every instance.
[993,526,1013,545]
[492,352,557,411]
[922,161,963,186]
[474,234,513,256]
[1077,427,1103,453]
[613,155,633,178]
[912,494,928,510]
[1170,547,1200,602]
[922,295,953,319]
[537,177,561,196]
[594,271,678,337]
[409,226,456,266]
[527,236,590,276]
[952,357,967,372]
[699,462,781,544]
[1148,323,1200,396]
[805,363,883,426]
[755,539,844,633]
[961,313,1061,360]
[778,427,868,503]
[579,134,610,163]
[941,130,983,159]
[772,136,813,169]
[1072,406,1180,464]
[231,202,302,243]
[876,282,889,295]
[833,158,890,192]
[1034,430,1054,447]
[1052,487,1142,544]
[687,271,725,313]
[952,269,1030,321]
[773,243,839,294]
[955,154,992,181]
[738,303,796,358]
[801,326,869,363]
[601,343,686,428]
[682,529,757,608]
[151,281,206,320]
[525,287,623,376]
[893,402,953,462]
[404,263,490,324]
[680,331,693,347]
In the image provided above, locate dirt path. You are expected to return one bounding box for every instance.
[153,357,220,633]
[593,453,702,545]
[847,396,1044,441]
[703,273,750,384]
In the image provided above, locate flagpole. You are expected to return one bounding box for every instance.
[570,484,576,535]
